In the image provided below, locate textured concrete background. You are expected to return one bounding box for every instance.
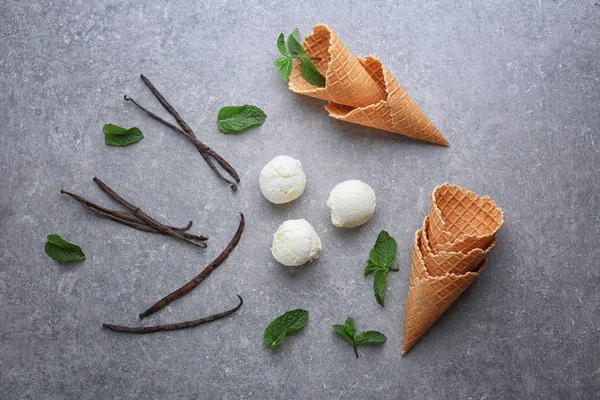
[1,1,599,399]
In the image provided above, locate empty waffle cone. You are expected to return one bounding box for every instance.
[402,231,487,354]
[289,24,387,108]
[326,57,450,145]
[428,183,504,250]
[420,219,497,276]
[410,229,430,286]
[289,24,449,146]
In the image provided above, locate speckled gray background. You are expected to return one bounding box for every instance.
[1,1,599,399]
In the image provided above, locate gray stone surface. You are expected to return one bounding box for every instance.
[1,1,599,399]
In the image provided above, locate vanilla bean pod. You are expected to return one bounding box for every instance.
[124,74,240,190]
[103,295,243,334]
[93,177,208,250]
[139,74,240,185]
[139,213,245,319]
[61,189,208,243]
[60,190,194,232]
[123,95,238,190]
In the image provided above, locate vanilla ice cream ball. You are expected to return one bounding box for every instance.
[271,219,322,266]
[327,180,376,228]
[259,155,307,204]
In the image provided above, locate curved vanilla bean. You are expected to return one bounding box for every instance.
[123,95,238,191]
[60,190,194,232]
[139,213,245,319]
[103,295,243,334]
[93,177,207,250]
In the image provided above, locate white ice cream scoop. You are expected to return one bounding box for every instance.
[271,219,322,266]
[327,180,376,228]
[259,155,306,204]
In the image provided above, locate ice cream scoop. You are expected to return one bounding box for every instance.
[271,219,321,266]
[327,180,376,228]
[259,155,306,204]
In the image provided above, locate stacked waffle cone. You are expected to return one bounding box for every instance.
[402,183,504,354]
[289,24,450,146]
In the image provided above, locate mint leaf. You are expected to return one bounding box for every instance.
[274,29,324,86]
[274,57,293,82]
[103,124,144,147]
[287,28,304,56]
[332,317,387,358]
[264,309,308,349]
[299,55,326,87]
[368,230,397,268]
[44,234,86,262]
[355,330,387,345]
[332,324,354,345]
[365,231,397,306]
[344,317,356,338]
[277,33,289,56]
[364,259,378,276]
[274,56,289,67]
[217,105,267,133]
[374,267,388,306]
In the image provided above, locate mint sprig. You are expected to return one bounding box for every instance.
[264,309,308,349]
[44,234,86,262]
[332,317,387,358]
[274,28,326,87]
[286,28,304,57]
[217,105,267,133]
[103,124,144,147]
[364,231,399,306]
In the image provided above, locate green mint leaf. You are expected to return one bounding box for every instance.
[44,234,86,262]
[217,105,267,133]
[275,57,293,82]
[277,33,289,56]
[299,55,326,87]
[364,259,378,276]
[274,56,289,67]
[344,317,356,338]
[368,230,397,269]
[264,309,308,349]
[355,330,387,345]
[374,267,388,306]
[332,324,355,345]
[287,28,304,56]
[333,317,386,358]
[103,124,144,147]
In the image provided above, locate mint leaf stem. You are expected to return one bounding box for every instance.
[333,317,387,358]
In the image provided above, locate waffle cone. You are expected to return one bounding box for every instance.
[428,183,504,249]
[402,231,487,354]
[289,24,449,146]
[420,221,497,276]
[326,57,450,145]
[289,24,387,108]
[410,229,430,286]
